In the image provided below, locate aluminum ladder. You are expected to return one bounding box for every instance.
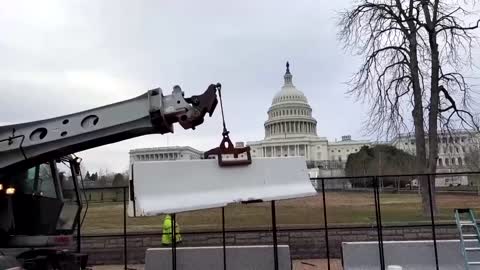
[455,208,480,269]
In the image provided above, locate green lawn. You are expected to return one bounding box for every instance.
[80,192,480,234]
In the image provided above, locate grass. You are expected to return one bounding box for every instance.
[80,191,480,234]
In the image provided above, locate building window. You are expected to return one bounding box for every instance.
[446,159,449,165]
[338,150,341,152]
[331,150,334,153]
[455,147,459,153]
[439,158,443,166]
[339,157,342,162]
[347,149,350,152]
[461,137,465,143]
[355,149,358,151]
[458,157,463,166]
[462,146,466,152]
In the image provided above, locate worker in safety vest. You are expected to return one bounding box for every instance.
[162,214,182,245]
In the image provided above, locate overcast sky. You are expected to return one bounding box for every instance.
[0,0,373,173]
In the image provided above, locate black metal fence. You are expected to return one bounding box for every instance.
[77,171,480,270]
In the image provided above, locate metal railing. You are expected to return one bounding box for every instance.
[76,171,480,270]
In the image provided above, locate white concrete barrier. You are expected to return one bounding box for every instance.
[145,245,291,270]
[342,240,477,270]
[129,157,316,216]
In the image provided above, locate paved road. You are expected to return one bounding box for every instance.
[92,259,343,270]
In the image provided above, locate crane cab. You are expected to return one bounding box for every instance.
[0,157,86,269]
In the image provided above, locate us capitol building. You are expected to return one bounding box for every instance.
[129,63,370,179]
[129,62,479,182]
[246,62,369,168]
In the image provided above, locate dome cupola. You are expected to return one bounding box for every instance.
[264,62,317,139]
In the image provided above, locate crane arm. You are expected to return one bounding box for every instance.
[0,84,218,172]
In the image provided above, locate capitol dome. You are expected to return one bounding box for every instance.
[264,62,317,139]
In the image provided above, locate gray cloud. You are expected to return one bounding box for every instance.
[0,0,370,172]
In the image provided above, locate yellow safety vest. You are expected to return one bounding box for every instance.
[162,215,182,245]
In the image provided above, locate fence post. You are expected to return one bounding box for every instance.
[172,213,177,270]
[427,175,439,270]
[321,178,330,270]
[271,201,279,270]
[222,207,227,270]
[123,187,127,270]
[373,176,385,270]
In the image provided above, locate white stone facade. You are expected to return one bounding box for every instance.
[129,146,203,164]
[247,63,369,166]
[391,131,480,171]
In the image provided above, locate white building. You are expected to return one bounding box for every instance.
[129,146,203,164]
[391,131,480,170]
[246,63,370,167]
[392,131,480,186]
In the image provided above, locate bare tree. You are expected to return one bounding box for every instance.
[339,0,480,215]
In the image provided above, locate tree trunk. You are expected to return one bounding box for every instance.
[408,27,430,216]
[423,0,440,216]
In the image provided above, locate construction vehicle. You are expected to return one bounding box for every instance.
[0,83,219,269]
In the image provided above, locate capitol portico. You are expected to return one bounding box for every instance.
[247,63,369,165]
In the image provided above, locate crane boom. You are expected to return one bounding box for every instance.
[0,84,218,172]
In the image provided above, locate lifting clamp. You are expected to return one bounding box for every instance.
[204,84,252,167]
